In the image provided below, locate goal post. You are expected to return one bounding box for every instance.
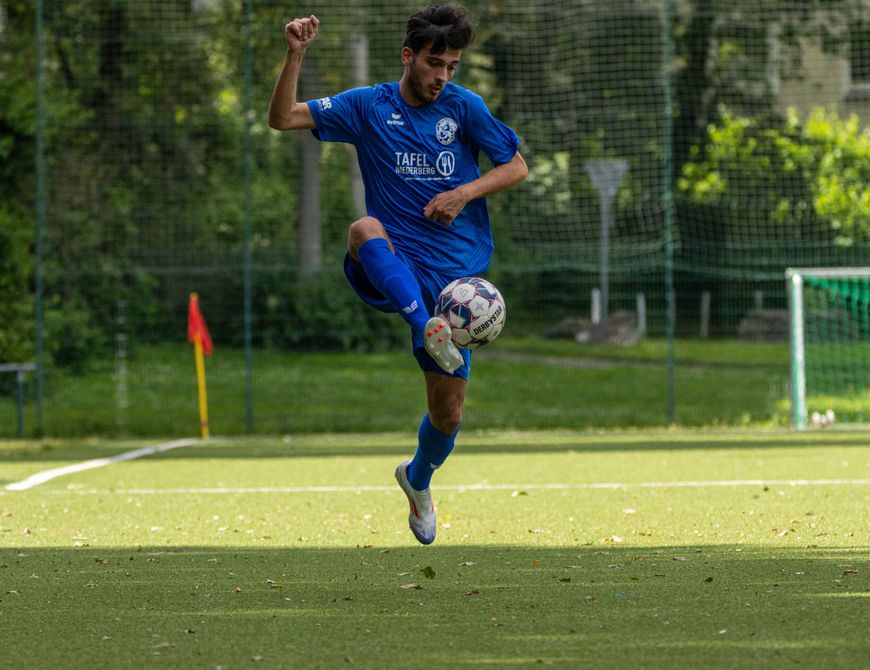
[787,268,870,429]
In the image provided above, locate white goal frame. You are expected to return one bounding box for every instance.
[786,267,870,429]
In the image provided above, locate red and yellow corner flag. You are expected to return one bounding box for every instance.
[188,292,213,355]
[188,293,212,439]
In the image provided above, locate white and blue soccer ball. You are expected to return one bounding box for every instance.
[435,277,506,349]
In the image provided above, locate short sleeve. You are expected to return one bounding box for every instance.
[465,92,520,165]
[307,86,373,144]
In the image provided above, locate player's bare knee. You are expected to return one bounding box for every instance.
[348,217,390,259]
[429,406,463,434]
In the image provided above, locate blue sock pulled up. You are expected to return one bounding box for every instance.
[407,414,459,490]
[357,238,429,339]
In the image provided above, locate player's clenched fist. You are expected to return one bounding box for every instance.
[284,15,319,52]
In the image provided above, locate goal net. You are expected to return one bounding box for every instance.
[787,268,870,428]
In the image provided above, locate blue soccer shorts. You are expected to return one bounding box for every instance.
[343,251,472,380]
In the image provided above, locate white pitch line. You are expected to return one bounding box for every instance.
[4,438,199,491]
[28,478,870,495]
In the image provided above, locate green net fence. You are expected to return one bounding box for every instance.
[1,0,869,436]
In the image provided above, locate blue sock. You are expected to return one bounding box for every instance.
[407,414,459,490]
[357,239,429,340]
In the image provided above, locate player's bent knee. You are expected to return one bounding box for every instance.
[348,217,389,259]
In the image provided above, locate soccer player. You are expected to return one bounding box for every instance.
[268,5,527,544]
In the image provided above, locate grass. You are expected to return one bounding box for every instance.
[0,338,795,438]
[1,430,869,668]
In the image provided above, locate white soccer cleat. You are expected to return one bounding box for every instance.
[394,460,436,545]
[423,316,463,374]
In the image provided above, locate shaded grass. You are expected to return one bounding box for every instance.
[0,338,792,438]
[1,544,868,669]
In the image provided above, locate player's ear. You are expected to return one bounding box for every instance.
[401,46,414,66]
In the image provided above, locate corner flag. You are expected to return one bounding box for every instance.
[188,292,213,355]
[188,293,212,439]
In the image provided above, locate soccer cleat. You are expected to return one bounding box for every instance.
[423,316,463,374]
[394,460,436,545]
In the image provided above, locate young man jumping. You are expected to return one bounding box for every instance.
[268,4,527,544]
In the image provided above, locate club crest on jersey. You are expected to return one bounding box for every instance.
[435,117,458,145]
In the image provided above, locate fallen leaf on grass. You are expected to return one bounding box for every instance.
[466,588,481,596]
[266,580,283,590]
[400,583,422,590]
[459,561,476,567]
[843,569,859,576]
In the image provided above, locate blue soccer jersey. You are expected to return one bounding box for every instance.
[307,82,519,277]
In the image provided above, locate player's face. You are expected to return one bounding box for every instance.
[402,44,461,105]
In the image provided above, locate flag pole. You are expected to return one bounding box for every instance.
[193,331,210,440]
[188,292,212,440]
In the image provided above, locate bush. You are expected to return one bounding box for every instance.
[272,269,406,352]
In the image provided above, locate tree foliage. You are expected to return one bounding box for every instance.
[679,105,870,245]
[1,0,869,368]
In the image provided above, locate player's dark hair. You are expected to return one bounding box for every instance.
[404,4,476,55]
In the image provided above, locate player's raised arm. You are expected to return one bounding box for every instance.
[268,15,319,131]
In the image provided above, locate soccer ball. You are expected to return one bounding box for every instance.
[435,277,506,349]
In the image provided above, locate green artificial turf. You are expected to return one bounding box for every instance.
[1,430,869,667]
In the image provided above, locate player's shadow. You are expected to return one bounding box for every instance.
[1,543,867,668]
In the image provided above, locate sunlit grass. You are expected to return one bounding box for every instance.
[0,339,794,437]
[1,431,868,668]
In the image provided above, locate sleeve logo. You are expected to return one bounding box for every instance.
[435,117,458,145]
[317,97,333,111]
